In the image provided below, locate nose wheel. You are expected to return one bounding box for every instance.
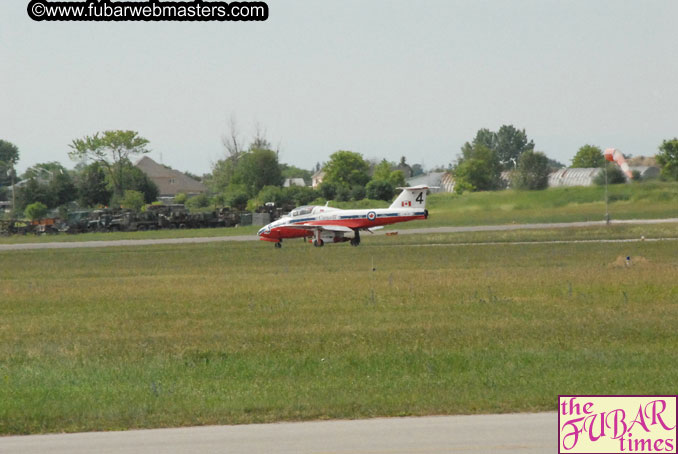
[312,230,325,247]
[275,241,282,248]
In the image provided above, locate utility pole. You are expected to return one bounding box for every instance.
[604,164,610,225]
[11,169,15,214]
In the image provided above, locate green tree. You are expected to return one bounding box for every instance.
[15,163,77,210]
[454,144,501,193]
[15,178,52,211]
[374,161,405,186]
[0,140,20,188]
[118,163,159,203]
[411,163,424,177]
[335,185,351,202]
[495,125,535,169]
[460,126,534,170]
[372,160,392,181]
[120,190,145,211]
[207,157,237,193]
[23,163,77,207]
[219,184,249,210]
[185,193,210,210]
[283,186,319,206]
[69,130,150,196]
[656,138,678,181]
[571,145,605,168]
[323,151,370,188]
[318,181,338,200]
[22,162,65,180]
[255,185,287,207]
[365,180,395,201]
[78,162,112,207]
[461,129,496,158]
[49,167,77,207]
[511,150,550,190]
[370,159,405,197]
[24,201,48,220]
[350,185,366,201]
[232,148,282,197]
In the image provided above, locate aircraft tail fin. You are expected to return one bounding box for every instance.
[389,185,435,209]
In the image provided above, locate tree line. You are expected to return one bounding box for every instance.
[451,126,677,193]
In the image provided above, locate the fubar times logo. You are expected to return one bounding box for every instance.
[559,395,677,453]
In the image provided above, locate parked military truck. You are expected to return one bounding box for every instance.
[147,204,190,229]
[86,209,116,232]
[108,210,159,231]
[59,210,92,234]
[0,219,32,236]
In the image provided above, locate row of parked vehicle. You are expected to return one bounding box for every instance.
[0,204,252,236]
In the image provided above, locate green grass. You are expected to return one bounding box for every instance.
[1,232,678,434]
[376,223,678,245]
[400,181,678,229]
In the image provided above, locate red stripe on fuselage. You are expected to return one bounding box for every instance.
[257,214,425,241]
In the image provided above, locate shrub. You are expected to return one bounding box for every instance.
[24,202,48,220]
[120,190,145,211]
[594,164,627,185]
[174,193,187,204]
[185,193,210,209]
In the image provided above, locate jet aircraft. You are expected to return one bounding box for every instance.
[257,185,432,248]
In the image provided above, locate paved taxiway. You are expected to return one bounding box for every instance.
[0,412,557,454]
[1,218,676,251]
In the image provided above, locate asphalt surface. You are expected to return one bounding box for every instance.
[1,218,677,251]
[0,413,557,454]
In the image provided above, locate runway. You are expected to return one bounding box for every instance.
[1,218,676,251]
[0,412,557,454]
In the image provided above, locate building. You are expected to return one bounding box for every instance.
[548,166,659,187]
[405,172,455,193]
[283,178,306,187]
[548,168,602,187]
[630,166,660,180]
[135,156,207,198]
[311,170,325,189]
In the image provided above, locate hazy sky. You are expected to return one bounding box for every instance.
[2,0,677,175]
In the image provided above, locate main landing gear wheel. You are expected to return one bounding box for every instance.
[313,239,324,247]
[275,241,282,249]
[350,231,361,247]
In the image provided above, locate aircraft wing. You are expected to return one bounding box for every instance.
[285,224,354,233]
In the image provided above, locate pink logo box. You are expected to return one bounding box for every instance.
[558,395,677,453]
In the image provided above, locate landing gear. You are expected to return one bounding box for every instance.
[350,230,361,247]
[275,241,282,249]
[312,230,324,247]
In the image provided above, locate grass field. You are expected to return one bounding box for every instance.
[2,229,678,435]
[404,180,678,229]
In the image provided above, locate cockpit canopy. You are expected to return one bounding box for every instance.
[287,205,338,217]
[289,206,314,217]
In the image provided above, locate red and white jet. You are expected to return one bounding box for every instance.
[257,186,432,248]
